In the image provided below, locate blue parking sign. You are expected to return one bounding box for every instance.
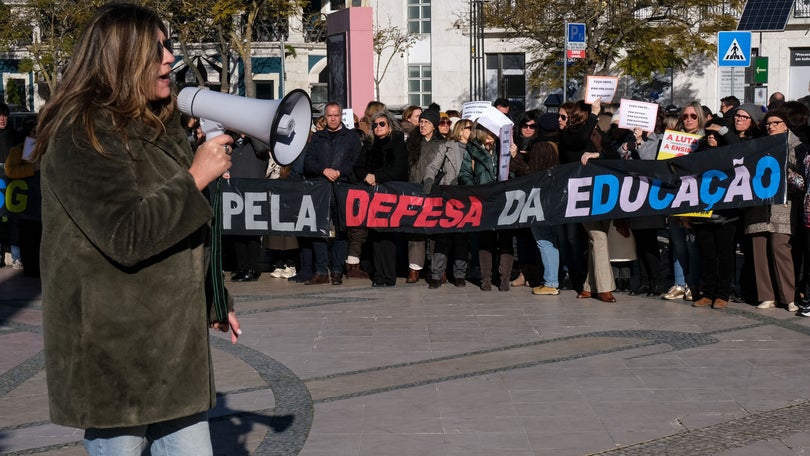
[717,31,751,67]
[567,23,586,43]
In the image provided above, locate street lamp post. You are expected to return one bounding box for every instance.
[469,0,486,101]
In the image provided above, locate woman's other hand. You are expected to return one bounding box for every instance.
[210,311,242,344]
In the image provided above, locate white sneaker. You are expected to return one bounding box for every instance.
[3,252,11,266]
[11,259,23,270]
[270,267,285,278]
[280,266,297,278]
[757,300,776,309]
[787,302,799,312]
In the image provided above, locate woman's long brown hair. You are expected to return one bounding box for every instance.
[34,3,175,159]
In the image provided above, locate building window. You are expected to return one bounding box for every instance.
[408,0,431,35]
[408,64,432,107]
[486,53,526,114]
[255,80,275,100]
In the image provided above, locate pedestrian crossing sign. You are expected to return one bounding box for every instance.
[717,31,751,67]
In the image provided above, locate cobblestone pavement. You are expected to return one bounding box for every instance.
[2,265,810,456]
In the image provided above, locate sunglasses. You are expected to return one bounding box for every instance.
[681,113,698,120]
[521,123,537,129]
[463,126,472,130]
[764,120,785,128]
[558,114,568,121]
[439,119,452,126]
[371,121,387,129]
[157,38,172,59]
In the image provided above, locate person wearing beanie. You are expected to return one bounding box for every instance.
[730,103,764,140]
[405,107,444,284]
[705,103,764,144]
[419,108,440,130]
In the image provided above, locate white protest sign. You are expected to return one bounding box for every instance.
[656,129,703,159]
[498,124,513,182]
[461,101,494,120]
[462,102,515,182]
[618,99,658,132]
[585,76,619,104]
[341,108,355,129]
[21,137,36,161]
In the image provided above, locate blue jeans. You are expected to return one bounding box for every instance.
[669,218,700,288]
[312,238,347,276]
[532,224,560,288]
[83,412,212,456]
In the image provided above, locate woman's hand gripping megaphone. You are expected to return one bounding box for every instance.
[188,122,233,191]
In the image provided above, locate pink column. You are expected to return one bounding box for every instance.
[326,7,374,111]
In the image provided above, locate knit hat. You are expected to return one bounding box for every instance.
[537,112,558,133]
[419,108,440,129]
[735,103,764,124]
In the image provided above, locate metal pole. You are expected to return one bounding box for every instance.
[280,38,285,96]
[469,1,474,99]
[563,21,568,103]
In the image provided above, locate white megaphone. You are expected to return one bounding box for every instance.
[177,87,312,165]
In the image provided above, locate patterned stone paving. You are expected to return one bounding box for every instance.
[2,268,810,455]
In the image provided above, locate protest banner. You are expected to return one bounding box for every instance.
[657,129,703,159]
[618,99,659,132]
[5,135,787,236]
[585,76,619,104]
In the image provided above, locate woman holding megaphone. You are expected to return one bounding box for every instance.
[34,4,240,454]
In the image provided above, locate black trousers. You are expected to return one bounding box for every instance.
[693,222,737,301]
[371,230,397,285]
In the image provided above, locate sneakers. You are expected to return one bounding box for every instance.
[532,286,560,296]
[788,302,799,312]
[683,287,693,301]
[756,300,776,309]
[662,285,686,300]
[11,259,23,270]
[271,266,297,278]
[799,306,810,317]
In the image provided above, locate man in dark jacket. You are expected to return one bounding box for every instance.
[303,101,361,285]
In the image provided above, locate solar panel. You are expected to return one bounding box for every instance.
[737,0,795,31]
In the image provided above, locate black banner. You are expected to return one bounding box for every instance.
[337,134,787,234]
[0,167,41,220]
[217,178,333,236]
[1,135,788,236]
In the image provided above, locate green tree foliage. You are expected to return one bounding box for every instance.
[218,0,307,98]
[5,78,22,105]
[482,0,743,92]
[0,0,104,95]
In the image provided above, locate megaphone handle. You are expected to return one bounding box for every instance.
[199,118,230,183]
[200,118,225,140]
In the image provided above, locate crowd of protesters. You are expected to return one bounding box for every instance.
[224,91,810,316]
[6,90,810,316]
